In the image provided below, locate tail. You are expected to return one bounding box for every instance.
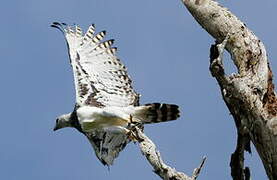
[132,103,180,124]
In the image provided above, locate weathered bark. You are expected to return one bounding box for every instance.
[133,127,206,180]
[181,0,277,179]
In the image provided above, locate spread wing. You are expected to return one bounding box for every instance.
[51,22,139,108]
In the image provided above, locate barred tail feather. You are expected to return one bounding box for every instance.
[138,103,180,124]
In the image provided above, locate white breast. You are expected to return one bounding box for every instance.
[76,106,103,120]
[76,106,131,132]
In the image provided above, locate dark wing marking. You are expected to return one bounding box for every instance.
[85,130,130,166]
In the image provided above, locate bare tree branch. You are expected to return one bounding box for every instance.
[181,0,277,179]
[133,127,206,180]
[191,156,207,180]
[210,37,251,180]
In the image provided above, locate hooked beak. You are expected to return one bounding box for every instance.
[53,118,60,131]
[53,126,59,131]
[53,123,61,131]
[53,125,63,131]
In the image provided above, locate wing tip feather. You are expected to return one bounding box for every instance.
[51,21,69,34]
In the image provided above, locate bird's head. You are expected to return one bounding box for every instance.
[53,113,72,131]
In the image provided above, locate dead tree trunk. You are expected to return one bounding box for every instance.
[181,0,277,179]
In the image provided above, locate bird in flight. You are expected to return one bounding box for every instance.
[51,22,180,166]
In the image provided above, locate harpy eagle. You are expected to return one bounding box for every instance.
[51,22,180,166]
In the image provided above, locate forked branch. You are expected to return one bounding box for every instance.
[133,127,206,180]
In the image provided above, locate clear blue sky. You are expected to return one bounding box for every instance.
[0,0,276,179]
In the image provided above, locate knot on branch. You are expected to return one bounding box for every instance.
[209,35,231,85]
[209,43,224,77]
